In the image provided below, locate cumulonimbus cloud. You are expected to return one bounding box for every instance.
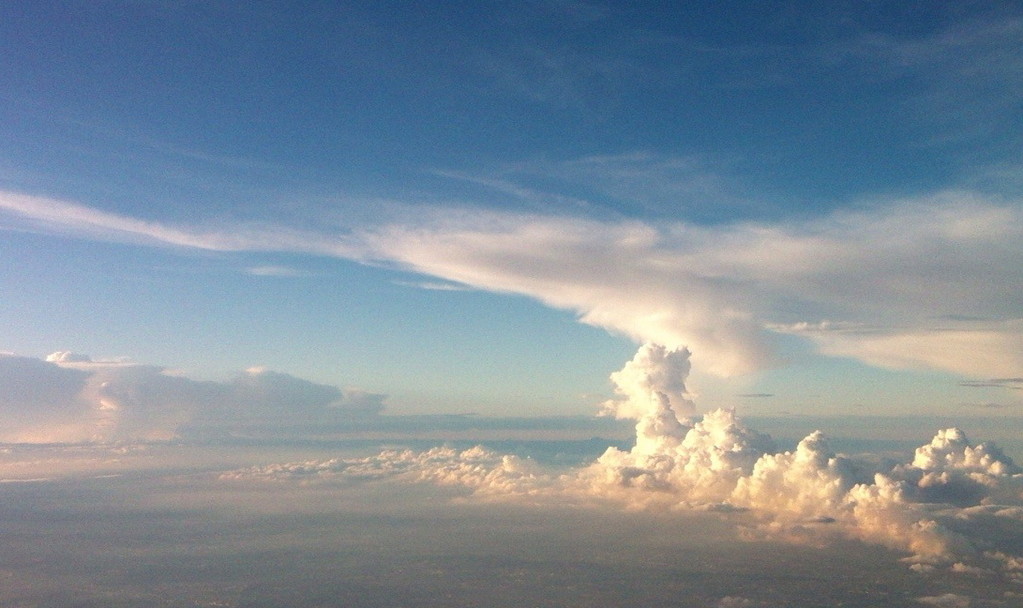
[2,188,1020,378]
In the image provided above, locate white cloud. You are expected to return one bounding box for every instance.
[221,445,553,501]
[392,279,475,291]
[0,190,345,256]
[230,399,1023,576]
[600,343,695,420]
[245,265,313,277]
[44,351,93,363]
[780,320,1023,378]
[351,212,779,376]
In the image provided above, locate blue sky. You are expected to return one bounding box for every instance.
[1,1,1021,419]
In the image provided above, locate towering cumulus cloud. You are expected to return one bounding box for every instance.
[591,344,775,503]
[588,344,1023,572]
[600,343,696,420]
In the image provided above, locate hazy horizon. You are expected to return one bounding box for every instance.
[3,409,1023,607]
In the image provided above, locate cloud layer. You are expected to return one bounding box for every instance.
[4,188,1018,378]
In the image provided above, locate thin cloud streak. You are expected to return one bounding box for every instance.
[245,265,315,278]
[392,280,476,292]
[959,378,1023,390]
[836,13,1023,146]
[0,190,353,257]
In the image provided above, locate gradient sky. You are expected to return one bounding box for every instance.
[1,1,1021,418]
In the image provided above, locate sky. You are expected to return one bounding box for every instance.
[3,3,1023,605]
[1,1,1022,421]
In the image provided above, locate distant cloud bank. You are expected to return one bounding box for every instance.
[0,352,383,443]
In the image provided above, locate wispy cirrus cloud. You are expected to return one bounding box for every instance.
[245,265,315,278]
[392,280,475,292]
[0,190,353,256]
[0,190,257,251]
[830,12,1023,148]
[436,152,757,221]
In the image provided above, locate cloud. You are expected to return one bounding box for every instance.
[838,13,1023,148]
[600,343,695,420]
[44,351,93,363]
[351,211,780,376]
[244,265,313,277]
[392,279,475,292]
[0,355,94,442]
[959,378,1023,390]
[434,152,752,220]
[221,445,552,500]
[779,320,1023,379]
[0,191,245,250]
[589,348,1023,567]
[0,190,344,256]
[0,353,384,443]
[231,400,1023,576]
[960,402,1010,410]
[210,368,386,421]
[1,188,1020,378]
